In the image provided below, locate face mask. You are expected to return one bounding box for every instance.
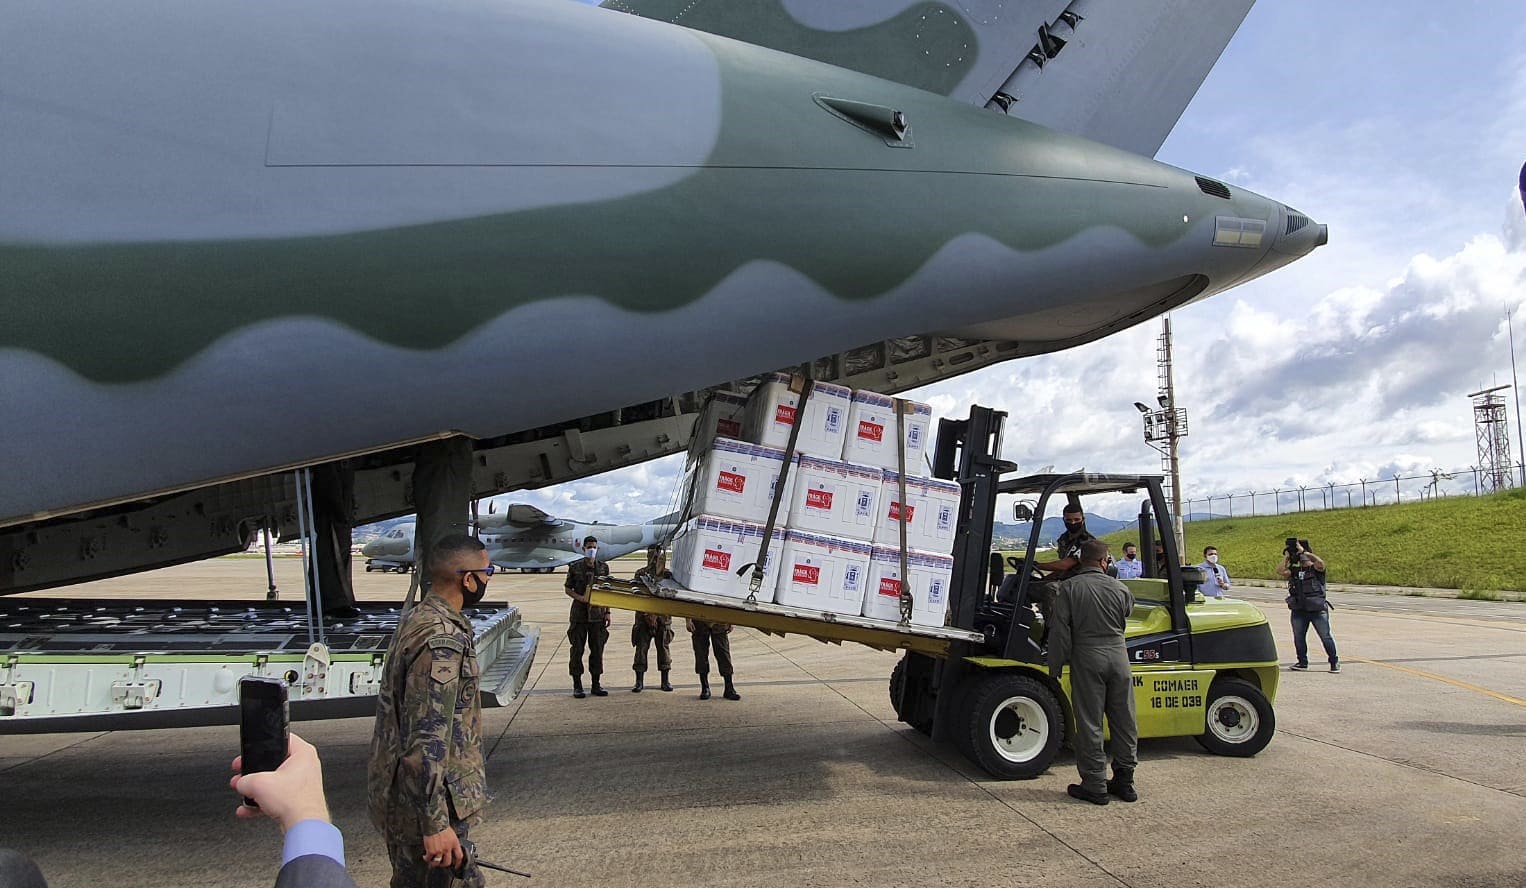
[1064,521,1085,533]
[462,574,487,607]
[1207,554,1219,564]
[1124,553,1136,560]
[585,548,598,562]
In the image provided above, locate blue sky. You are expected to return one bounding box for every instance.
[508,0,1526,524]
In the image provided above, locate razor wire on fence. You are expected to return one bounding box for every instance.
[1181,462,1526,521]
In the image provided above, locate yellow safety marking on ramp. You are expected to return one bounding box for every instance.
[1347,656,1526,708]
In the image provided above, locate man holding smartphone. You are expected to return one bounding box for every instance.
[369,534,490,887]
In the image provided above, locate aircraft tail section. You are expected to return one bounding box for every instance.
[987,0,1255,157]
[599,0,1254,157]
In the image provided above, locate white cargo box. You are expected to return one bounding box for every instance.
[690,438,799,525]
[841,391,932,471]
[741,372,852,459]
[775,530,873,616]
[689,391,749,462]
[670,515,783,602]
[862,547,955,627]
[786,455,883,542]
[874,471,961,555]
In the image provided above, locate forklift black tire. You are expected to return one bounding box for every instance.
[889,658,932,736]
[1195,678,1275,757]
[961,672,1063,780]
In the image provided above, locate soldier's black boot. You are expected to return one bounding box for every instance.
[591,677,609,697]
[1107,765,1138,803]
[698,674,711,700]
[572,678,586,699]
[631,673,644,693]
[722,678,741,701]
[660,670,673,692]
[1067,784,1110,806]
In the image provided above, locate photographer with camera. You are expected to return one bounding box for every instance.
[1277,538,1339,673]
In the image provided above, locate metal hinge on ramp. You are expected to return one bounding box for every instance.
[0,682,35,716]
[111,656,161,710]
[349,653,385,696]
[300,643,331,697]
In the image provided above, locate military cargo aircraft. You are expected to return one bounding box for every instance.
[360,505,680,573]
[0,0,1324,604]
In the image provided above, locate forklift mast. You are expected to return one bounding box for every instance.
[925,405,1010,742]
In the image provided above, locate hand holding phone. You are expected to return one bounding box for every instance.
[231,731,330,831]
[237,677,289,809]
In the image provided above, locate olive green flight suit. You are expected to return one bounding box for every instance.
[1047,566,1137,794]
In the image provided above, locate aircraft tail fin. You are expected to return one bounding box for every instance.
[600,0,1253,157]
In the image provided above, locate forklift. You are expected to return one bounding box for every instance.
[891,405,1280,778]
[590,404,1279,780]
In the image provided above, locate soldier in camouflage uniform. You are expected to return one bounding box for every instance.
[686,617,740,701]
[565,535,611,698]
[369,534,490,888]
[629,543,674,693]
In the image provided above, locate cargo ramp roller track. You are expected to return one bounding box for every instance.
[589,578,983,656]
[0,599,539,733]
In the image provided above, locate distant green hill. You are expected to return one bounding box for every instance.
[1094,487,1526,592]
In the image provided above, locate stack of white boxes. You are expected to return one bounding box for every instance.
[670,377,956,626]
[671,437,797,600]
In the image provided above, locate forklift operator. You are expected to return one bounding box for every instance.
[1034,504,1095,579]
[1028,503,1096,619]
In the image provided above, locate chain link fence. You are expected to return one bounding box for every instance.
[1182,463,1526,521]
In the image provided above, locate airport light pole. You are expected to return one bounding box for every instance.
[1133,396,1188,560]
[1133,316,1189,559]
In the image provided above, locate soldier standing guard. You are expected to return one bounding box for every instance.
[369,534,490,888]
[565,535,611,698]
[630,544,675,693]
[687,617,741,701]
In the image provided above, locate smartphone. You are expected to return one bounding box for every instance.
[238,676,289,808]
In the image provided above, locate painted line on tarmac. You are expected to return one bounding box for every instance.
[1344,656,1526,708]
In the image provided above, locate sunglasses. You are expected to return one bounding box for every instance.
[456,566,497,577]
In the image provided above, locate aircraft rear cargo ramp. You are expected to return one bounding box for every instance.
[0,599,539,733]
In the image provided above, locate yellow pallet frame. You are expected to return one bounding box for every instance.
[587,580,978,656]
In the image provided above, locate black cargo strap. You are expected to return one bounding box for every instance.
[894,399,912,624]
[738,376,813,603]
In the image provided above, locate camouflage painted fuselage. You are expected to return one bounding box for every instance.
[0,0,1322,529]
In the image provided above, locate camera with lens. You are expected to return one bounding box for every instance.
[1285,537,1311,561]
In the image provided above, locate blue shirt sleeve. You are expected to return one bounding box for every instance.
[282,819,345,868]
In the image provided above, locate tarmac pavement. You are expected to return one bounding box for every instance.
[3,559,1524,887]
